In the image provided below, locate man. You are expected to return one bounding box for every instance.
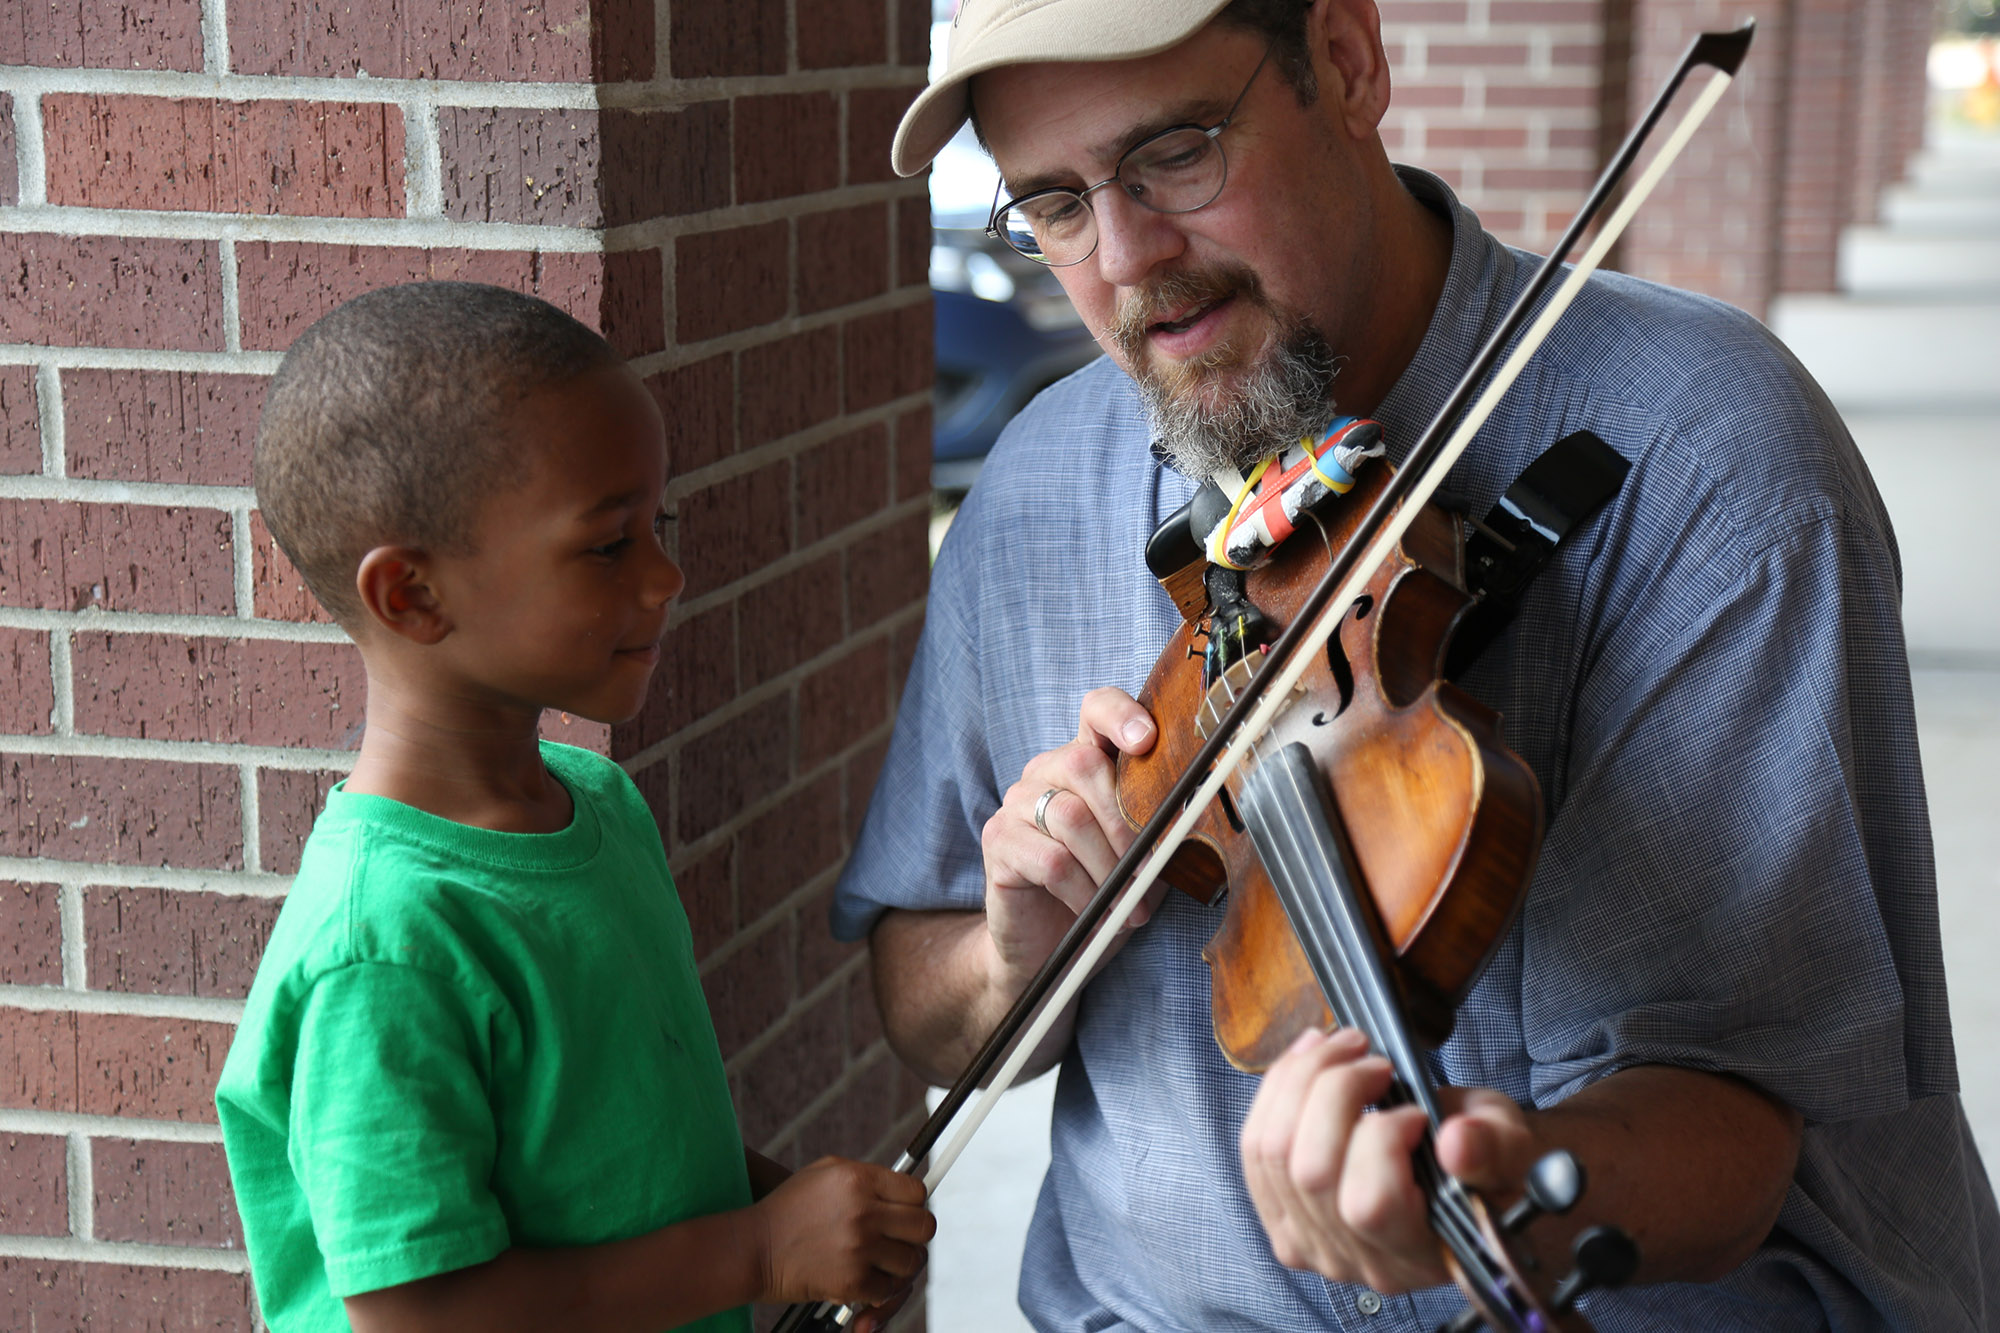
[832,0,2000,1328]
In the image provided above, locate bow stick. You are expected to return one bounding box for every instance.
[779,21,1755,1330]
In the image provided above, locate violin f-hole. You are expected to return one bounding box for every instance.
[1325,610,1359,718]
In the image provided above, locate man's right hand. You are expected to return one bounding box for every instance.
[979,686,1166,996]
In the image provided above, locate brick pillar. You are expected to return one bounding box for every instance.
[1895,0,1933,180]
[1777,0,1863,292]
[1617,0,1794,318]
[0,1,933,1326]
[1381,0,1618,252]
[1848,0,1897,225]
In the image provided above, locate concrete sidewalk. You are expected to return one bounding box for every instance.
[922,124,2000,1333]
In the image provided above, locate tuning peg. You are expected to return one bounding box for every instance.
[1549,1225,1641,1313]
[1500,1149,1586,1234]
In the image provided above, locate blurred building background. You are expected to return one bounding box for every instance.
[0,0,1991,1329]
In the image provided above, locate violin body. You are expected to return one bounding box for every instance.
[1117,458,1545,1071]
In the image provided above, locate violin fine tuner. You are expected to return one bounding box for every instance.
[1499,1150,1586,1233]
[1433,1151,1641,1333]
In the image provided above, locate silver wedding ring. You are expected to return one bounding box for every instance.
[1033,787,1063,838]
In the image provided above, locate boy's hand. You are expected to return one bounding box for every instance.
[752,1156,934,1319]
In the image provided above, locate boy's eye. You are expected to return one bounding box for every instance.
[652,511,675,541]
[590,537,633,559]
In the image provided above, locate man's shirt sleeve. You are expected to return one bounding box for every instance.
[1518,485,1952,1123]
[289,961,511,1297]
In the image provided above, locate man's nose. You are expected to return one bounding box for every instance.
[1089,189,1186,288]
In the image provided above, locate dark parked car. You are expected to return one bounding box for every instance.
[928,119,1101,493]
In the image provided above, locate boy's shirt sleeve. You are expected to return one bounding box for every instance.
[288,960,512,1298]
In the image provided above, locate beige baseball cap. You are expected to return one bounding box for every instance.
[892,0,1238,178]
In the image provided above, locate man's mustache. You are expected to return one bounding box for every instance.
[1106,264,1269,358]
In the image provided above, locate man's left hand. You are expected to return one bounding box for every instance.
[1239,1026,1535,1293]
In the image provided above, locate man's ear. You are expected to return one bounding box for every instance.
[354,547,452,645]
[1309,0,1392,138]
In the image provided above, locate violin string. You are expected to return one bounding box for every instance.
[1239,751,1507,1308]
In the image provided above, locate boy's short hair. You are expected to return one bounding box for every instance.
[254,281,625,624]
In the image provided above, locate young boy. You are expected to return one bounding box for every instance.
[215,282,932,1333]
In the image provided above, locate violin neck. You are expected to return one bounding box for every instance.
[1238,745,1537,1329]
[1237,743,1445,1119]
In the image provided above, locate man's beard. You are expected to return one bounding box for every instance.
[1108,264,1340,479]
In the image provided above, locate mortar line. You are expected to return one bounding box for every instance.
[48,625,73,735]
[13,89,44,207]
[654,489,932,622]
[67,1131,93,1240]
[721,950,863,1076]
[0,63,924,106]
[199,0,229,77]
[0,346,284,374]
[0,605,349,643]
[654,0,675,77]
[0,1234,251,1272]
[219,235,242,354]
[659,708,902,869]
[837,81,851,189]
[405,96,444,217]
[240,760,263,875]
[0,858,295,897]
[231,506,256,618]
[0,179,926,250]
[0,1108,227,1143]
[58,882,86,989]
[34,362,63,476]
[0,471,257,506]
[0,982,244,1023]
[0,731,360,769]
[0,65,600,108]
[0,204,606,250]
[763,1043,877,1155]
[0,600,346,644]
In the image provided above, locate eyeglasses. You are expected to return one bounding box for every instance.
[985,45,1274,268]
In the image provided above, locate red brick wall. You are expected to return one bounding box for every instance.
[1387,0,1936,316]
[1616,0,1797,314]
[0,1,933,1327]
[1382,0,1620,251]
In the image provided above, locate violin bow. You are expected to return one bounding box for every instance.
[777,21,1755,1331]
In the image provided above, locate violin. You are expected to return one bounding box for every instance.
[1123,447,1542,1066]
[1120,441,1612,1332]
[773,21,1756,1333]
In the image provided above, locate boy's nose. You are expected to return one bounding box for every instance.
[648,551,686,608]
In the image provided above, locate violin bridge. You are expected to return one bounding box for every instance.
[1195,653,1304,741]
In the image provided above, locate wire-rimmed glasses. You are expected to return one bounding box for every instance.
[985,45,1274,267]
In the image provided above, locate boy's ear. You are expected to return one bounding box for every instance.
[354,547,453,645]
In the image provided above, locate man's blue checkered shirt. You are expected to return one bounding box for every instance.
[832,171,2000,1331]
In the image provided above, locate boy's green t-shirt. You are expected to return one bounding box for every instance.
[216,742,752,1333]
